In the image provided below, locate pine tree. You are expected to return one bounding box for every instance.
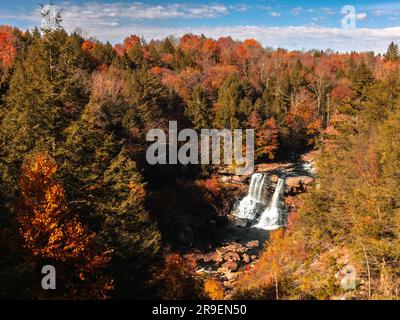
[59,68,161,298]
[384,41,400,62]
[0,31,90,188]
[147,44,161,66]
[186,85,212,129]
[350,61,374,101]
[127,43,145,69]
[214,76,243,130]
[162,37,175,55]
[125,67,171,127]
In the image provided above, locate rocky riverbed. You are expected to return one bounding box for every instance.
[185,151,318,293]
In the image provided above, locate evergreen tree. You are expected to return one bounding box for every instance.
[89,41,116,67]
[0,30,90,188]
[147,44,161,66]
[350,61,374,101]
[59,69,161,298]
[384,41,400,62]
[214,75,249,129]
[127,43,145,69]
[186,85,212,129]
[161,37,175,55]
[125,67,171,127]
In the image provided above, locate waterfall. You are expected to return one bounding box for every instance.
[253,178,285,230]
[234,173,266,220]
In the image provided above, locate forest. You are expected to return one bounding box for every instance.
[1,20,400,300]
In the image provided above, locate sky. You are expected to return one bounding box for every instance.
[1,0,400,52]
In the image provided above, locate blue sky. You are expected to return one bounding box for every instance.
[1,1,400,52]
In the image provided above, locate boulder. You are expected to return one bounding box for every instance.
[217,266,229,274]
[231,175,248,183]
[222,260,238,272]
[286,176,313,193]
[270,174,279,183]
[242,253,251,263]
[224,271,239,281]
[219,175,232,183]
[202,252,216,263]
[213,251,224,263]
[246,240,259,248]
[224,252,241,262]
[220,243,247,254]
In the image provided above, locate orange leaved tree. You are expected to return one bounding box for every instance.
[203,279,224,300]
[18,153,112,299]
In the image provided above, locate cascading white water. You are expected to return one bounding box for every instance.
[302,162,315,174]
[234,173,266,220]
[253,178,285,230]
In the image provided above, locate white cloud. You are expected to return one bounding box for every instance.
[363,2,400,16]
[291,7,303,16]
[230,4,252,12]
[320,7,336,15]
[356,13,368,21]
[5,1,400,53]
[59,24,399,53]
[270,12,281,17]
[55,1,230,24]
[257,5,272,11]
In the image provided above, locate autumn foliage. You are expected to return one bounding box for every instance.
[159,253,203,299]
[203,279,225,300]
[18,153,112,298]
[3,20,400,300]
[0,25,16,71]
[19,154,89,259]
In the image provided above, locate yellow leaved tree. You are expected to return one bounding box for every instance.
[18,153,113,299]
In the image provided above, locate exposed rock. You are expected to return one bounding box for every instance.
[246,240,259,248]
[224,271,239,281]
[202,252,216,263]
[213,250,224,263]
[224,252,241,262]
[188,253,203,262]
[217,266,229,274]
[222,260,238,271]
[242,253,250,263]
[256,163,292,173]
[219,175,232,183]
[218,172,250,185]
[286,176,314,193]
[284,195,301,209]
[220,243,247,254]
[301,150,319,163]
[232,175,248,183]
[270,174,279,183]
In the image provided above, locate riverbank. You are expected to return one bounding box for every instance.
[184,150,318,295]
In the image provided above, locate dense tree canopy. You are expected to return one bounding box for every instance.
[1,22,400,299]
